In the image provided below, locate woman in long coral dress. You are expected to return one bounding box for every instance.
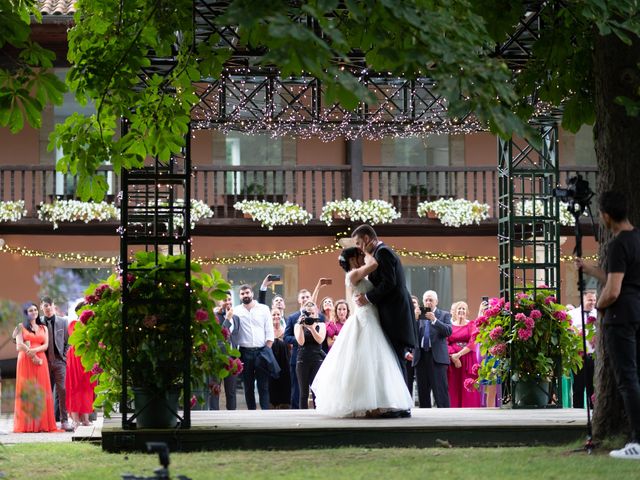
[14,303,58,432]
[66,317,96,427]
[447,301,482,408]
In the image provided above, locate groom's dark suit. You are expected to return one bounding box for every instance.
[366,243,418,374]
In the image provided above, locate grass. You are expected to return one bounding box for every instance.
[1,440,639,480]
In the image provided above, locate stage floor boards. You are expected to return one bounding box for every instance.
[99,408,589,452]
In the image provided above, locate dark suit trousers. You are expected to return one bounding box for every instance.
[48,357,68,422]
[572,354,594,409]
[208,375,238,410]
[415,349,450,408]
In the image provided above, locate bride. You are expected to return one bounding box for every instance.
[311,247,413,417]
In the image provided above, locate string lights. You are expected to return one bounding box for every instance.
[0,241,597,267]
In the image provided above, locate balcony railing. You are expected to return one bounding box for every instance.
[0,164,598,221]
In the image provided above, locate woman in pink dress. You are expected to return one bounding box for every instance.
[447,301,482,407]
[326,299,350,350]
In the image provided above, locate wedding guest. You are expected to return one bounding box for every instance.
[258,274,286,315]
[294,301,326,409]
[269,308,291,408]
[210,293,240,410]
[65,301,97,428]
[568,290,597,409]
[413,290,452,408]
[41,296,74,431]
[285,288,312,409]
[326,300,350,350]
[235,284,274,410]
[14,303,57,432]
[447,301,482,407]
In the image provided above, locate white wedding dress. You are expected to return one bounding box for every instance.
[311,276,413,417]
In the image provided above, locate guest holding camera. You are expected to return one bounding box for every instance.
[294,301,326,409]
[447,301,481,407]
[412,290,452,408]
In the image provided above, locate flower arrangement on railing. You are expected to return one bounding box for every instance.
[234,200,312,230]
[473,288,583,391]
[0,200,27,222]
[417,198,490,227]
[38,200,120,229]
[168,199,215,229]
[320,199,401,226]
[513,199,575,226]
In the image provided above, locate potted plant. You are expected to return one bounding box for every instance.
[233,200,312,230]
[417,197,490,227]
[70,252,241,426]
[0,200,27,222]
[473,287,584,407]
[320,198,401,226]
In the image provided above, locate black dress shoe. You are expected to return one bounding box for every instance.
[379,409,411,419]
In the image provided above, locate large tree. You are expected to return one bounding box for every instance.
[6,0,640,439]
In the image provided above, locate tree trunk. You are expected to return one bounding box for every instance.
[591,31,640,440]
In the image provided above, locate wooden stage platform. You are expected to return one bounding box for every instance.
[94,408,590,452]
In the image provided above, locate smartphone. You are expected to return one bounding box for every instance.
[420,306,432,315]
[267,274,281,282]
[321,278,332,285]
[481,296,489,304]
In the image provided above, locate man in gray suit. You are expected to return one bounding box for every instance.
[41,296,73,431]
[412,290,452,408]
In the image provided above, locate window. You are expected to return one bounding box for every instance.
[381,135,451,195]
[404,265,452,312]
[226,266,284,306]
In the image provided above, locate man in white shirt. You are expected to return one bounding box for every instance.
[568,290,597,409]
[234,284,274,410]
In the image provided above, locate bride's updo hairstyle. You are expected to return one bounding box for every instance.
[338,247,361,272]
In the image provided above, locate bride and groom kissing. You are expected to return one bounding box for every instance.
[311,224,417,418]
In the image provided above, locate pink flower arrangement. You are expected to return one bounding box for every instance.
[489,326,504,340]
[79,309,95,325]
[489,343,507,357]
[545,295,557,305]
[195,308,209,323]
[98,341,106,349]
[464,378,476,392]
[517,328,532,341]
[199,344,208,353]
[471,363,480,375]
[91,363,104,375]
[225,357,244,376]
[530,309,542,320]
[586,315,597,325]
[221,327,230,341]
[553,310,568,321]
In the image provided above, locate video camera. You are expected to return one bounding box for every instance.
[552,175,594,212]
[300,309,322,325]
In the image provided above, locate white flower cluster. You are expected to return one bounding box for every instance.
[417,198,490,227]
[513,199,575,226]
[320,199,401,226]
[38,200,120,229]
[0,200,27,222]
[234,200,312,230]
[171,199,215,229]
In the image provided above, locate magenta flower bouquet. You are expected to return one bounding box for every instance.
[474,287,583,386]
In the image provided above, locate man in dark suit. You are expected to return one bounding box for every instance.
[352,224,418,417]
[40,296,74,431]
[412,290,452,408]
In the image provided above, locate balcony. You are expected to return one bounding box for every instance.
[0,164,598,236]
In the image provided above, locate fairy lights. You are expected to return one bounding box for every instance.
[0,241,597,267]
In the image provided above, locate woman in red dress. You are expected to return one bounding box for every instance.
[65,305,97,428]
[13,302,57,432]
[447,301,482,408]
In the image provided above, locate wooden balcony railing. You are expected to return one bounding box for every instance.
[0,164,598,221]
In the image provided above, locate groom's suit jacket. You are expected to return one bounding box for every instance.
[366,243,417,352]
[41,314,69,362]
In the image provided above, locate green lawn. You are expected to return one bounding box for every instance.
[1,441,638,479]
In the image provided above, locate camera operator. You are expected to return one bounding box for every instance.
[294,301,326,409]
[576,191,640,460]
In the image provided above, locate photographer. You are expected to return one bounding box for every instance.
[576,191,640,460]
[294,301,326,409]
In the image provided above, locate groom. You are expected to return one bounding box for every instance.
[352,224,418,418]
